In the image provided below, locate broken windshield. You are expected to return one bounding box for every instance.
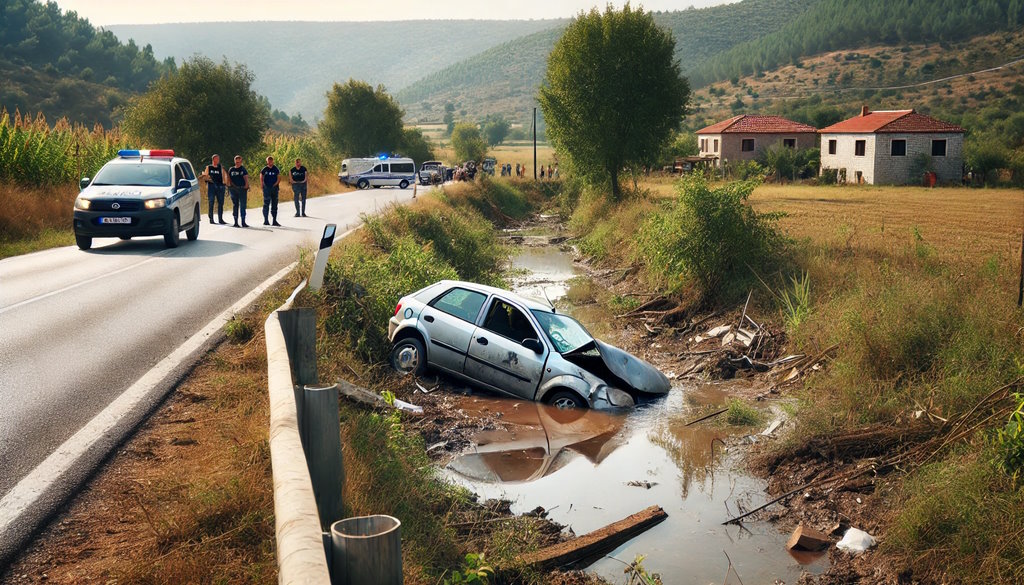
[531,310,594,354]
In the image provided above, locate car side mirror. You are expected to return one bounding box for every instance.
[79,177,91,190]
[522,338,544,354]
[176,179,191,192]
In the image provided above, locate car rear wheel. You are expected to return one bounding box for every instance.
[75,234,92,250]
[357,179,369,189]
[164,213,180,248]
[390,337,426,376]
[399,180,409,189]
[186,205,200,241]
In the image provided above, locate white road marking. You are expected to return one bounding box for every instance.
[0,261,297,533]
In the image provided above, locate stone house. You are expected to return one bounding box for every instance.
[696,115,818,168]
[818,107,964,185]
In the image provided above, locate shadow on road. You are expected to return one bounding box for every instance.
[86,238,245,258]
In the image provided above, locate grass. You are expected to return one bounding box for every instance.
[725,399,762,427]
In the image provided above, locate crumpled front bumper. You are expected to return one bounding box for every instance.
[589,385,635,410]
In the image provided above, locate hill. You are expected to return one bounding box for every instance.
[108,20,560,122]
[395,0,819,124]
[690,0,1024,86]
[0,0,172,126]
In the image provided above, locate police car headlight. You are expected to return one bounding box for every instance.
[144,198,167,209]
[74,198,91,210]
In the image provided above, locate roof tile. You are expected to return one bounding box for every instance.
[819,109,963,134]
[697,115,817,134]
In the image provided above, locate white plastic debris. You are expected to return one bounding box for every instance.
[393,398,424,415]
[836,528,876,554]
[706,325,731,338]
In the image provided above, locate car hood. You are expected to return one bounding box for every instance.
[82,185,169,199]
[565,339,671,395]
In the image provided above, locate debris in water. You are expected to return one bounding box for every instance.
[626,480,659,489]
[786,522,831,551]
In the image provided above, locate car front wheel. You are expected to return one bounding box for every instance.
[186,205,200,241]
[75,234,92,250]
[389,337,426,376]
[164,213,180,248]
[357,179,369,190]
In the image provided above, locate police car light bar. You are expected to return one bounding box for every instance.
[118,149,175,158]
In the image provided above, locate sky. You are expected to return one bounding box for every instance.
[54,0,732,25]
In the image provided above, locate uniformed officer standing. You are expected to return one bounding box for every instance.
[202,154,227,224]
[260,156,282,226]
[290,158,308,217]
[227,155,250,228]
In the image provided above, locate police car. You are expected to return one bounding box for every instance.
[73,150,201,250]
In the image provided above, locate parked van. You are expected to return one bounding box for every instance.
[338,156,416,189]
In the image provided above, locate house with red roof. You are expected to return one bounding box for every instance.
[696,115,818,167]
[819,107,964,185]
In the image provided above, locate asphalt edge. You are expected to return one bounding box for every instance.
[0,260,300,568]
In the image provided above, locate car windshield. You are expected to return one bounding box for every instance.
[531,310,594,354]
[92,163,171,187]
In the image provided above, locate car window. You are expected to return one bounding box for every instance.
[531,310,594,354]
[483,299,536,343]
[373,164,382,172]
[182,162,196,180]
[91,163,172,187]
[174,164,184,184]
[430,287,487,323]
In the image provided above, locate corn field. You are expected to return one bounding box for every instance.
[0,108,129,187]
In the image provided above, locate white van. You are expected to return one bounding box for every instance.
[338,156,416,189]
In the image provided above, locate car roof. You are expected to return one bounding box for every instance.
[434,280,555,313]
[104,156,191,166]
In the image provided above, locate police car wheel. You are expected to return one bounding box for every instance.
[164,214,180,248]
[186,205,200,241]
[75,234,92,250]
[399,180,409,189]
[357,179,369,190]
[119,236,132,241]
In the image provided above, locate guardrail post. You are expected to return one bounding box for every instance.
[330,515,402,585]
[279,308,317,386]
[296,383,345,531]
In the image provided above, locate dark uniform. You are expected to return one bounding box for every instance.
[260,163,281,226]
[228,164,249,227]
[290,164,308,217]
[205,162,226,224]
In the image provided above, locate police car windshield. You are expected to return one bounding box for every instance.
[92,163,172,187]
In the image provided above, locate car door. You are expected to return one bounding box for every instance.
[420,287,488,375]
[464,297,548,400]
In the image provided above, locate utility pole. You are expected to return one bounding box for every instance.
[532,107,537,182]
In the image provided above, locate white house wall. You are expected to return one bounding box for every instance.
[820,133,878,184]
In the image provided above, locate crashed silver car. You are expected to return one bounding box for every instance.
[387,280,671,410]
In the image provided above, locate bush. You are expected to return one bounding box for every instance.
[636,177,786,302]
[726,399,762,426]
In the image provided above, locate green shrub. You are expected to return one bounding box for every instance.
[725,399,761,426]
[635,176,786,302]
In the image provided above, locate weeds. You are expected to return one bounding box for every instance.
[777,271,810,330]
[443,553,494,584]
[725,399,761,426]
[224,317,254,344]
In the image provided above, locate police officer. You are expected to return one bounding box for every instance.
[290,157,308,217]
[260,156,282,226]
[202,154,227,224]
[227,154,250,228]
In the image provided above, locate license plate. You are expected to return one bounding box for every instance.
[100,217,131,224]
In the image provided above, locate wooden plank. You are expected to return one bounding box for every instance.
[515,505,668,572]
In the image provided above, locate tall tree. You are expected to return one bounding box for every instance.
[482,115,511,146]
[451,122,487,163]
[121,56,268,162]
[539,4,690,199]
[320,80,404,157]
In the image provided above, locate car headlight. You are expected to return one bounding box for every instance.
[74,198,91,210]
[144,198,167,209]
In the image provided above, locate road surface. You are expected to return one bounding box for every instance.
[0,188,410,503]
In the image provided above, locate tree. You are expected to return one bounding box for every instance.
[121,56,268,162]
[320,80,404,157]
[451,122,487,163]
[400,127,435,165]
[482,116,511,146]
[539,4,690,199]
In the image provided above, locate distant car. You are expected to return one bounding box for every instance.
[73,149,201,250]
[338,156,416,189]
[387,280,671,410]
[418,161,446,185]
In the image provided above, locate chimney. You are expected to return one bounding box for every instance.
[860,106,870,117]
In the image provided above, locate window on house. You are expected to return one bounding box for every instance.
[854,140,866,157]
[700,139,706,152]
[713,139,719,152]
[783,138,796,148]
[891,139,906,156]
[741,139,755,152]
[855,170,863,183]
[932,139,947,157]
[828,139,837,155]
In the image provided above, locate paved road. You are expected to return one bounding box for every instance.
[0,188,411,498]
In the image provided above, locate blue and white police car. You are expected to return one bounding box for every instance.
[73,149,201,250]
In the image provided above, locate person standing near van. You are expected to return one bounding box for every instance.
[227,155,249,228]
[290,158,308,217]
[202,154,227,224]
[260,156,282,226]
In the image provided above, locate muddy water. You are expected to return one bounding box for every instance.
[442,230,828,583]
